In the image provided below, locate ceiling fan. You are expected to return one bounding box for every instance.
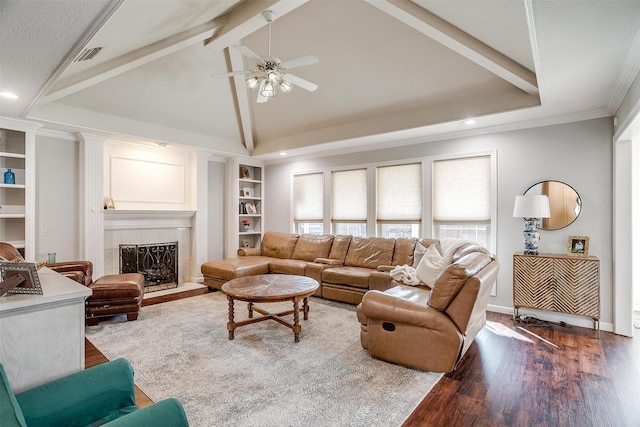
[214,10,319,103]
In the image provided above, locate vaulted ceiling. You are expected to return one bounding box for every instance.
[1,0,640,160]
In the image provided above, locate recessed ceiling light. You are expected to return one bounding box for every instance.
[463,119,476,125]
[279,151,287,156]
[0,92,18,99]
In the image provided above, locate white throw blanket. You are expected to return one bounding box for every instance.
[390,264,421,286]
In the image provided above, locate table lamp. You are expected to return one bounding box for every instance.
[513,195,551,255]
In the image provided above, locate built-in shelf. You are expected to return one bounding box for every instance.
[0,184,25,189]
[237,162,263,250]
[0,152,26,159]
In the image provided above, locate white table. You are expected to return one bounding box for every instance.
[0,267,92,392]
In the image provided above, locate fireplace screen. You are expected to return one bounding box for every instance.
[119,242,178,292]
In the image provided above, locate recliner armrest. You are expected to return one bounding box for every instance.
[15,358,137,427]
[48,261,93,285]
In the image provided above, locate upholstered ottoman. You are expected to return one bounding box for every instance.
[86,273,145,326]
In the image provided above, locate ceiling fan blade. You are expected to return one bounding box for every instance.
[283,73,318,92]
[257,80,268,103]
[232,45,264,63]
[280,55,319,70]
[211,69,253,78]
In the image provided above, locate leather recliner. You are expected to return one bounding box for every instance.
[356,249,499,373]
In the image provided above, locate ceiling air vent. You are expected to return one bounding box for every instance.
[75,47,102,62]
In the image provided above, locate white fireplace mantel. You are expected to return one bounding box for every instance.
[104,210,195,230]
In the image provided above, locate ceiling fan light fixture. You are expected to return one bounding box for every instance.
[246,76,260,89]
[261,81,277,97]
[279,80,292,93]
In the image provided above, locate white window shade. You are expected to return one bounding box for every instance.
[433,156,491,222]
[377,163,422,221]
[293,173,324,221]
[332,169,367,221]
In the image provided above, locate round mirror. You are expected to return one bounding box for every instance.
[524,180,581,230]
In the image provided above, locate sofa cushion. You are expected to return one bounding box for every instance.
[344,237,395,269]
[416,244,447,288]
[260,232,299,259]
[292,234,334,262]
[428,252,492,311]
[201,257,271,281]
[392,238,417,267]
[269,259,308,275]
[322,266,373,289]
[328,235,352,262]
[412,241,427,268]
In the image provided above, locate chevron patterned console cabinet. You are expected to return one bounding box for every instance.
[513,252,600,336]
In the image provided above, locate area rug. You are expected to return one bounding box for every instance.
[85,292,442,427]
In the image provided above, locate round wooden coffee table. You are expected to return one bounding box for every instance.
[221,274,319,342]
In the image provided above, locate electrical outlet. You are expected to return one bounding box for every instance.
[40,227,48,236]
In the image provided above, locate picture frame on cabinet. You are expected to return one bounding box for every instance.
[567,235,589,257]
[245,202,257,214]
[0,261,43,295]
[242,187,252,197]
[240,166,251,179]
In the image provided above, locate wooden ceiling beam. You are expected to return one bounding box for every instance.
[366,0,539,95]
[40,17,228,105]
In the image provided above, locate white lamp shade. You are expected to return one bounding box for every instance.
[513,195,551,218]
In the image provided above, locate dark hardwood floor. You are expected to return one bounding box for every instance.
[86,291,640,426]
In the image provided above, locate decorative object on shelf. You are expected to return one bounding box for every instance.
[3,168,15,184]
[47,252,56,263]
[513,194,551,255]
[103,197,115,210]
[245,202,257,214]
[242,187,252,197]
[242,219,250,231]
[240,166,250,179]
[0,261,43,296]
[212,10,319,104]
[242,239,250,248]
[567,235,590,257]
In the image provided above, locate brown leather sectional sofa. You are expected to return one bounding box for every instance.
[200,231,484,304]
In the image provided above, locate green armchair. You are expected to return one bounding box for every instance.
[0,358,188,427]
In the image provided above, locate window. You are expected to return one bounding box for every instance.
[332,169,367,237]
[376,163,422,238]
[293,172,324,234]
[433,155,492,248]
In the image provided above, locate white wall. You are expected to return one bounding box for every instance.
[265,117,614,329]
[207,160,226,261]
[35,132,79,262]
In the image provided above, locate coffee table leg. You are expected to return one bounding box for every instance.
[303,297,310,320]
[227,295,236,340]
[293,299,301,342]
